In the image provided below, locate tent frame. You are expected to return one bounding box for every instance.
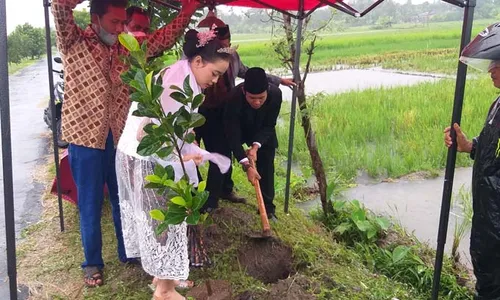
[0,0,476,298]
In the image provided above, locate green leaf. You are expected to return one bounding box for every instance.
[351,209,366,222]
[366,228,377,240]
[154,164,166,178]
[140,40,148,54]
[150,209,165,221]
[165,165,175,180]
[137,135,163,156]
[376,217,391,231]
[165,212,186,225]
[145,71,153,94]
[333,201,346,211]
[190,113,206,128]
[170,91,188,105]
[351,200,361,209]
[170,196,187,207]
[118,33,140,52]
[200,212,209,224]
[156,146,174,158]
[143,123,156,135]
[183,75,193,96]
[333,223,351,234]
[169,85,184,93]
[174,124,185,139]
[192,94,204,109]
[198,181,207,192]
[327,182,336,201]
[186,211,200,225]
[134,70,148,93]
[354,220,374,232]
[193,192,208,211]
[185,132,196,144]
[154,222,169,236]
[144,182,164,189]
[168,203,187,215]
[392,246,412,264]
[145,174,163,184]
[151,85,164,101]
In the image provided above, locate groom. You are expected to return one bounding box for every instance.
[224,67,283,221]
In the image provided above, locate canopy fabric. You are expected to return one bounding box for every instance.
[218,0,329,11]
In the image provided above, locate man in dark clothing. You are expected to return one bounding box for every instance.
[224,67,282,221]
[195,21,293,212]
[445,61,500,299]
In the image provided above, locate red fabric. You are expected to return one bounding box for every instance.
[50,149,108,205]
[220,0,327,11]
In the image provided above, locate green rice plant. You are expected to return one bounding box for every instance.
[276,77,499,181]
[451,185,473,265]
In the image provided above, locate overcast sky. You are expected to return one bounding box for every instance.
[5,0,435,34]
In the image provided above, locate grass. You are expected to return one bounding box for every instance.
[276,76,498,181]
[17,156,433,300]
[229,19,495,74]
[8,57,42,75]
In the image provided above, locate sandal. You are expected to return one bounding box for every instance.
[83,266,103,288]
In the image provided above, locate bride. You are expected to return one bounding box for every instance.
[116,28,232,300]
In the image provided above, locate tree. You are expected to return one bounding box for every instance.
[73,9,90,29]
[271,12,334,216]
[7,23,46,63]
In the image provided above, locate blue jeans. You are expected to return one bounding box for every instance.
[68,131,127,269]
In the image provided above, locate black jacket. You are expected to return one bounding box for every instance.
[224,83,282,161]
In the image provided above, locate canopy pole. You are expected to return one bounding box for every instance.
[284,0,305,214]
[43,0,65,232]
[0,0,18,298]
[431,0,475,298]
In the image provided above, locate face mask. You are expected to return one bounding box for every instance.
[92,18,117,46]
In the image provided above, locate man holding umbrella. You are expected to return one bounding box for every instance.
[444,22,500,299]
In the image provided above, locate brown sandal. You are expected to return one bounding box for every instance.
[84,266,103,288]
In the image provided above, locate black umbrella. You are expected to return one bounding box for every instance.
[460,22,500,72]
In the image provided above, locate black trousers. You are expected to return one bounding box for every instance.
[196,105,234,209]
[254,146,276,214]
[470,218,500,299]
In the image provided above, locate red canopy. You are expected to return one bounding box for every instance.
[219,0,329,11]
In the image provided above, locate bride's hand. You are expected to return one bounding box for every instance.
[182,154,203,166]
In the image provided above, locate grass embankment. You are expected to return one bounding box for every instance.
[16,157,456,300]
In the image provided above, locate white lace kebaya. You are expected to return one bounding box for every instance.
[116,59,230,280]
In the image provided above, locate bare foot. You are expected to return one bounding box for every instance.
[153,290,185,300]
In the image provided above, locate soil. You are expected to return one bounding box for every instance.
[236,274,317,300]
[237,237,294,284]
[186,280,232,300]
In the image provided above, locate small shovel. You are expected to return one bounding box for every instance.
[247,159,272,239]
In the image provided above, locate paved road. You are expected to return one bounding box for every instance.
[0,57,58,299]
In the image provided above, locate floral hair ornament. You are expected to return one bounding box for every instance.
[217,44,238,55]
[196,24,217,48]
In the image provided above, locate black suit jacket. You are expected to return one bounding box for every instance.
[224,83,283,162]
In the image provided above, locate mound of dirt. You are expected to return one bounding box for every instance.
[237,237,294,284]
[236,274,317,300]
[186,280,232,300]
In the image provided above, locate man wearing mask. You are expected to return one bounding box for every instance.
[125,6,150,35]
[52,0,197,288]
[196,20,294,212]
[224,67,283,222]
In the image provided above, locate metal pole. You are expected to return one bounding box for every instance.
[431,0,475,298]
[284,0,304,214]
[0,0,18,298]
[43,0,65,232]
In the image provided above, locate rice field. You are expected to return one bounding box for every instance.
[276,76,498,180]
